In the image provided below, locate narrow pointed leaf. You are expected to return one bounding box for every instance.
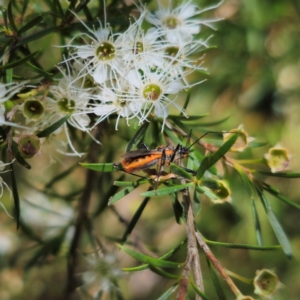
[26,62,53,77]
[108,186,136,205]
[250,198,263,246]
[0,51,38,70]
[16,26,60,46]
[191,116,231,127]
[207,260,226,300]
[157,284,179,300]
[170,162,194,180]
[113,179,148,187]
[124,240,187,272]
[53,0,64,17]
[169,191,184,224]
[121,196,150,243]
[193,188,202,215]
[81,163,116,173]
[36,115,70,138]
[169,114,209,121]
[126,122,149,152]
[196,133,238,179]
[257,189,292,258]
[140,182,194,198]
[235,166,253,198]
[149,266,181,280]
[181,88,190,115]
[190,281,210,300]
[204,239,280,250]
[18,15,44,34]
[7,2,18,32]
[10,163,20,229]
[118,244,183,268]
[258,171,300,178]
[264,186,300,210]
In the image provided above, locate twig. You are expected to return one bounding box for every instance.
[177,185,204,300]
[195,230,244,298]
[65,131,101,300]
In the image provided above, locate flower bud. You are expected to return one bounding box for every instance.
[201,179,231,203]
[253,269,282,297]
[264,145,290,173]
[18,135,41,159]
[223,125,254,152]
[23,99,45,121]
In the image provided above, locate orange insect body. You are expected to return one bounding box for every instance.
[114,144,190,173]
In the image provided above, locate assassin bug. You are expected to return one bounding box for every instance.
[113,131,225,180]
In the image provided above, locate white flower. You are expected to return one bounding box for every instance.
[119,12,165,69]
[91,80,141,130]
[65,12,128,84]
[126,60,188,129]
[146,0,221,43]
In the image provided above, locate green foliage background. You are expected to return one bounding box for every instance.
[0,0,300,299]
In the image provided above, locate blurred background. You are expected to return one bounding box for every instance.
[0,0,300,299]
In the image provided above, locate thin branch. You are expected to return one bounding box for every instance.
[178,185,204,300]
[195,230,244,298]
[65,129,101,300]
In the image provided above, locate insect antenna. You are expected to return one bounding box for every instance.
[187,131,228,151]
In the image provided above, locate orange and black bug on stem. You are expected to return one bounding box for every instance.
[113,131,226,181]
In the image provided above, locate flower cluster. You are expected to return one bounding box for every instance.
[1,0,219,158]
[60,0,219,130]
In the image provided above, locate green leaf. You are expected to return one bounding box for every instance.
[126,122,149,152]
[21,0,30,17]
[204,239,280,250]
[207,259,226,300]
[10,163,20,229]
[169,114,209,121]
[16,26,60,47]
[53,0,64,18]
[118,244,183,268]
[121,196,150,243]
[196,133,238,179]
[257,189,292,258]
[124,240,187,272]
[36,115,70,138]
[181,88,190,115]
[113,179,148,187]
[235,166,253,198]
[7,1,18,32]
[190,281,210,300]
[26,62,53,77]
[18,15,44,34]
[190,116,231,127]
[140,182,194,198]
[156,284,179,300]
[149,266,181,280]
[258,171,300,178]
[193,188,202,215]
[170,162,194,180]
[0,51,39,70]
[250,198,263,246]
[108,186,136,205]
[169,191,184,224]
[264,186,300,210]
[235,167,263,245]
[81,163,116,173]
